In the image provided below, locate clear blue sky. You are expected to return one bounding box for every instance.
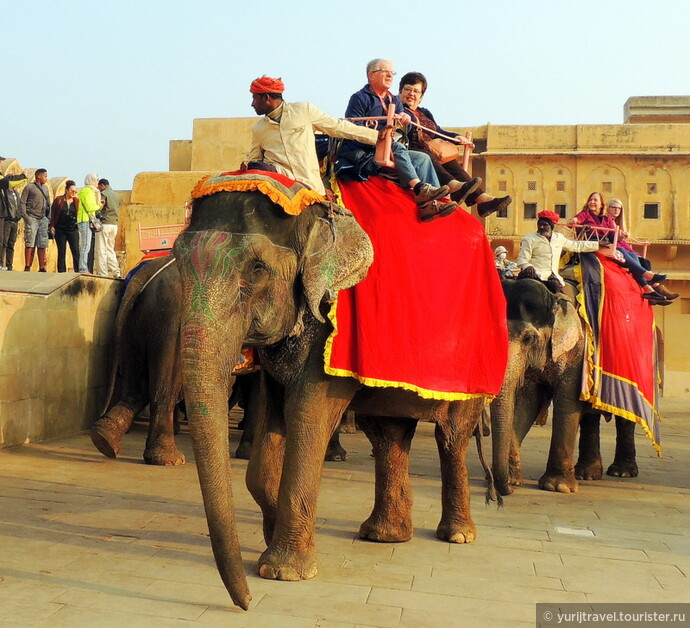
[3,0,689,190]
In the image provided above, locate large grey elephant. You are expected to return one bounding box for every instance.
[490,278,638,497]
[172,190,490,610]
[91,256,187,466]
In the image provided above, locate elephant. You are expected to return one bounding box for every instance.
[172,190,490,610]
[90,256,188,466]
[490,278,638,497]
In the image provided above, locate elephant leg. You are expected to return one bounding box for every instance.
[234,372,260,460]
[575,412,603,480]
[510,382,548,489]
[144,395,185,466]
[257,374,356,582]
[339,410,357,434]
[91,397,146,458]
[607,416,638,477]
[246,371,283,545]
[357,416,417,542]
[539,373,581,493]
[434,399,483,543]
[325,429,348,462]
[143,354,185,466]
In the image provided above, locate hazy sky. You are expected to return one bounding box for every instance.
[3,0,689,190]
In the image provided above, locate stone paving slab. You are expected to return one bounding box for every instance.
[0,401,689,627]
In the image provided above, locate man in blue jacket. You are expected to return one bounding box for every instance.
[340,58,480,222]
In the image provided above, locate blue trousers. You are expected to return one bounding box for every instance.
[618,247,648,286]
[391,143,440,188]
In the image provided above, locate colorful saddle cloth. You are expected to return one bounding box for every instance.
[325,176,509,400]
[575,253,661,453]
[191,170,324,215]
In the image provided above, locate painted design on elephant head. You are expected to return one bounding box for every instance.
[175,230,248,323]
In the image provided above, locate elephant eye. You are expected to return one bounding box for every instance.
[247,260,269,282]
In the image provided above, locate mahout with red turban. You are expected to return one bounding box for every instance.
[537,210,560,226]
[250,76,285,94]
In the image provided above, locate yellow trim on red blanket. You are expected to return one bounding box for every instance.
[323,293,494,402]
[573,260,661,455]
[191,174,324,216]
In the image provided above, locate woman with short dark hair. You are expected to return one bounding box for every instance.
[50,180,80,272]
[398,71,512,218]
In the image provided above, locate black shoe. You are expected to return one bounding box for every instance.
[24,266,30,272]
[39,268,47,272]
[477,195,513,218]
[650,273,667,284]
[648,298,672,306]
[642,291,666,300]
[451,178,482,206]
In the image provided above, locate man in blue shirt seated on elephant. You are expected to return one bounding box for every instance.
[339,58,480,223]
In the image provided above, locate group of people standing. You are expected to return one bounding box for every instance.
[0,160,120,276]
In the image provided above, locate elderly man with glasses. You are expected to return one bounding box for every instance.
[339,58,479,222]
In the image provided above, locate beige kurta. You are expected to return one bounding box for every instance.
[517,231,599,285]
[247,101,378,194]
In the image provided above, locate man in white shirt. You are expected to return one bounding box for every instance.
[245,75,379,196]
[516,210,609,292]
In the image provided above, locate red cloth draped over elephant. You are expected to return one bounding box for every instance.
[326,176,508,400]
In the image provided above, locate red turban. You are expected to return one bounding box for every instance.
[537,210,560,225]
[250,76,285,94]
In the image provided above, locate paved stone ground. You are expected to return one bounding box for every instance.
[1,400,688,627]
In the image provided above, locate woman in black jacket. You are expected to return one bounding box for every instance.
[50,180,80,272]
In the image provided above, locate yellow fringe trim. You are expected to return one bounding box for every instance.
[323,293,494,402]
[574,258,661,455]
[191,174,324,216]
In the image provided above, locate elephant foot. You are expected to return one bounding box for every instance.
[234,439,252,460]
[143,442,185,466]
[574,459,603,481]
[436,519,476,544]
[539,471,579,494]
[90,422,122,459]
[325,442,348,462]
[606,460,639,478]
[257,546,318,581]
[495,480,514,496]
[358,514,413,542]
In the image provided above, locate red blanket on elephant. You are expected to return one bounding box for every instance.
[324,176,508,400]
[576,253,661,453]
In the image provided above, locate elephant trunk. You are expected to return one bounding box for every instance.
[181,315,252,610]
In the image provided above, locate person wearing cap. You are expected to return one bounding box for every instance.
[494,245,518,278]
[516,210,608,293]
[245,75,379,196]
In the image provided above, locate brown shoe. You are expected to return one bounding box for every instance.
[418,200,459,223]
[415,183,450,205]
[654,284,679,300]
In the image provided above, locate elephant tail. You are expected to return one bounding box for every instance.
[474,425,503,508]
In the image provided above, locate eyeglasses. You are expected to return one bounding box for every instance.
[608,205,622,211]
[401,86,423,95]
[371,69,396,76]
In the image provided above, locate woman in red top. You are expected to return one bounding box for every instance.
[568,192,616,239]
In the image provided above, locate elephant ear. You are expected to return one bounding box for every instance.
[551,295,583,362]
[299,203,373,323]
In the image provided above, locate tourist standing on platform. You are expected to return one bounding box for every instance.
[77,173,101,273]
[245,75,379,195]
[19,168,51,272]
[0,164,27,271]
[95,179,121,277]
[49,180,80,273]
